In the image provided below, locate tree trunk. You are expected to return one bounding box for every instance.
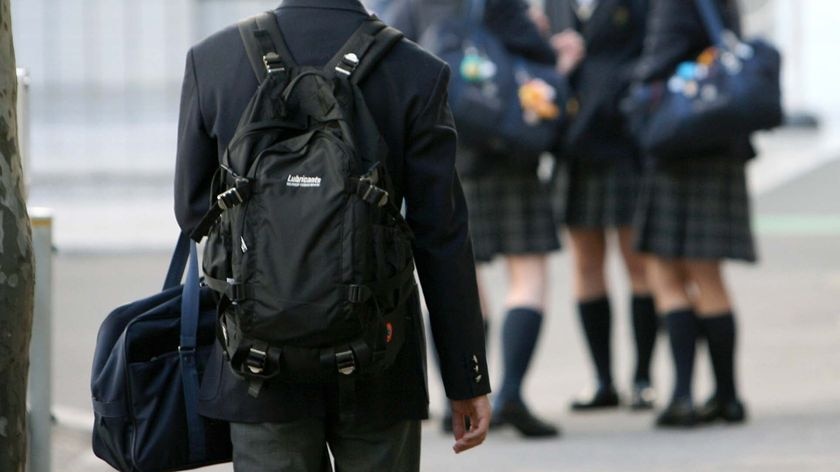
[0,1,35,471]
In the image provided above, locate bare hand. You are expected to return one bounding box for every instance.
[551,29,586,74]
[450,395,491,454]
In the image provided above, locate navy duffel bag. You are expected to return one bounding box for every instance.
[91,234,231,471]
[623,0,783,160]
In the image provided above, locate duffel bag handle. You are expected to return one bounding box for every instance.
[693,0,728,46]
[179,239,206,461]
[162,232,208,461]
[163,232,192,290]
[466,0,486,28]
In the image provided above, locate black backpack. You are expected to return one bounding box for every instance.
[190,13,415,397]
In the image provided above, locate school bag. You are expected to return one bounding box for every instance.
[91,235,232,471]
[189,13,416,397]
[418,0,568,156]
[622,0,782,160]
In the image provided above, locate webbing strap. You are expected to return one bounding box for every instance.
[693,0,727,45]
[179,241,206,461]
[323,18,404,85]
[190,177,253,242]
[163,232,191,290]
[238,11,297,84]
[351,23,403,84]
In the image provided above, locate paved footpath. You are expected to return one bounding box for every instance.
[40,129,840,471]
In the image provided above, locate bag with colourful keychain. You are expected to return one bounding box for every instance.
[419,0,568,156]
[623,0,782,160]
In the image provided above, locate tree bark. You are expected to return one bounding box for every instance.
[0,1,35,471]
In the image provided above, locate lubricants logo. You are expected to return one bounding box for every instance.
[286,175,322,188]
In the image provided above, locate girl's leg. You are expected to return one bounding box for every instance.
[567,229,619,410]
[647,257,698,427]
[618,228,658,408]
[684,260,746,423]
[494,254,558,437]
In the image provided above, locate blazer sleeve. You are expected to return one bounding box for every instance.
[174,49,218,235]
[403,64,491,401]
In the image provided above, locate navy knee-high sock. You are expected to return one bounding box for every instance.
[497,307,543,406]
[698,313,738,401]
[665,309,698,402]
[631,295,658,384]
[578,297,613,389]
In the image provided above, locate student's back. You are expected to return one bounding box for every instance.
[174,0,492,468]
[177,0,452,224]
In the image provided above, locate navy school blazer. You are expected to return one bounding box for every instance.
[545,0,648,162]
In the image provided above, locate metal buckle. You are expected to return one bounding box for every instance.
[358,174,389,207]
[245,347,268,375]
[362,185,389,207]
[217,187,243,210]
[335,53,360,77]
[263,52,285,74]
[348,284,370,304]
[335,350,356,375]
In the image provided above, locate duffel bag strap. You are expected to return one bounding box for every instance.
[163,233,191,290]
[179,241,206,461]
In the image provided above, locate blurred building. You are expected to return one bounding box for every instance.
[10,0,840,180]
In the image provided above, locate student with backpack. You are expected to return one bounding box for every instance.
[174,1,490,469]
[542,0,659,411]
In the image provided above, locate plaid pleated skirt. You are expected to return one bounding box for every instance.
[554,158,642,228]
[633,157,757,262]
[462,169,561,263]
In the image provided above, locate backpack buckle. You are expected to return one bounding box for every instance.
[335,349,356,375]
[217,178,252,210]
[263,52,285,74]
[335,53,360,77]
[217,187,244,210]
[361,183,389,207]
[245,347,268,375]
[348,284,372,303]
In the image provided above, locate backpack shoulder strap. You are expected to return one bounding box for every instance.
[238,11,298,83]
[326,17,404,85]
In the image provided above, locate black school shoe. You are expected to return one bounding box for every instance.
[493,402,560,438]
[570,386,620,411]
[655,397,697,428]
[697,397,747,424]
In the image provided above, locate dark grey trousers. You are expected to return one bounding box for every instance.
[230,417,421,472]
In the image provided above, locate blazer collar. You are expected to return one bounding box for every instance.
[278,0,370,14]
